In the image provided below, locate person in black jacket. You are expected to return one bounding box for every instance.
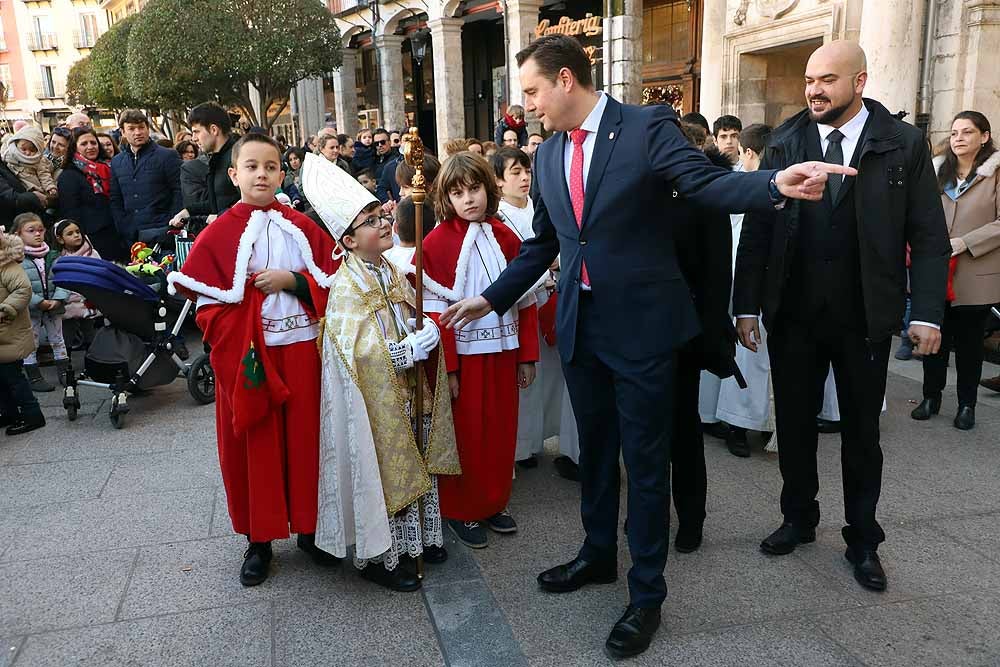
[0,160,45,233]
[109,109,183,245]
[186,102,240,216]
[733,42,950,593]
[57,128,126,262]
[669,125,740,555]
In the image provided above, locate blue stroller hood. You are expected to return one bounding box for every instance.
[52,256,161,339]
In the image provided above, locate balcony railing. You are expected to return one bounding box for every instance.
[34,82,65,100]
[74,30,96,48]
[26,32,59,51]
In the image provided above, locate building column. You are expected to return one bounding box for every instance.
[295,77,326,142]
[961,1,1000,113]
[606,0,643,104]
[859,0,926,119]
[429,17,465,156]
[503,0,543,107]
[332,48,359,139]
[375,34,407,132]
[698,0,728,121]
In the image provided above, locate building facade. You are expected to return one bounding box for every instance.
[697,0,1000,144]
[0,0,110,131]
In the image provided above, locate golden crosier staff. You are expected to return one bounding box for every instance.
[401,127,427,578]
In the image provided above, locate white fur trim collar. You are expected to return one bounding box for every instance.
[419,223,507,302]
[977,150,1000,179]
[166,208,333,302]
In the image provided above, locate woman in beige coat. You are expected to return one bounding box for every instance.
[912,111,1000,430]
[0,232,46,435]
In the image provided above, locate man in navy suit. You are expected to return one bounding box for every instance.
[440,35,854,659]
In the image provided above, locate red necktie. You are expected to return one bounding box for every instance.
[570,128,589,286]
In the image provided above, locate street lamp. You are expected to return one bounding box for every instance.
[410,28,431,66]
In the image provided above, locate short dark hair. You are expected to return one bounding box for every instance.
[188,102,232,135]
[372,127,389,139]
[528,132,544,141]
[355,167,376,181]
[435,152,501,221]
[739,123,772,155]
[395,153,441,188]
[175,140,198,157]
[284,146,306,165]
[491,146,531,179]
[231,132,282,166]
[337,133,351,147]
[680,112,710,134]
[713,115,743,137]
[515,34,593,89]
[395,196,437,244]
[467,138,483,149]
[118,109,149,128]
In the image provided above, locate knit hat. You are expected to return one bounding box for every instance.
[301,152,378,240]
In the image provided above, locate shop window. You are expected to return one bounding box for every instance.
[643,1,690,65]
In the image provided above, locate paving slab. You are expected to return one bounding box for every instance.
[1,487,215,562]
[99,448,221,497]
[0,459,113,508]
[12,602,271,667]
[0,638,20,667]
[815,589,1000,667]
[929,511,1000,566]
[272,589,443,667]
[0,549,136,635]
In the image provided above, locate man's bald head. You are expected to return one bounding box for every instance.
[65,112,92,131]
[804,41,868,126]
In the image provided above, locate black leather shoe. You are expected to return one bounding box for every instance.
[553,455,580,481]
[538,557,617,593]
[816,418,841,433]
[240,541,273,587]
[760,522,816,555]
[422,545,448,564]
[359,563,422,592]
[5,413,45,436]
[845,547,887,592]
[702,421,730,440]
[911,397,941,420]
[954,405,975,430]
[605,605,661,660]
[516,455,539,469]
[726,427,750,458]
[297,533,341,566]
[674,525,703,553]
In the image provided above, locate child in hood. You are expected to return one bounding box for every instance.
[3,126,58,205]
[0,232,46,435]
[53,219,101,350]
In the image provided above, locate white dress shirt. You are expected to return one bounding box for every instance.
[562,91,608,192]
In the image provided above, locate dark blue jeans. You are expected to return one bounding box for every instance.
[0,359,42,419]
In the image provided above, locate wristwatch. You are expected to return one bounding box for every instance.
[768,171,787,209]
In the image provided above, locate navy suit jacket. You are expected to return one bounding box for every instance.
[482,96,779,362]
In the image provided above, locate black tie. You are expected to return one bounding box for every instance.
[824,129,845,200]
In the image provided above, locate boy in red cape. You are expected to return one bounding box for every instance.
[418,152,539,549]
[167,133,340,586]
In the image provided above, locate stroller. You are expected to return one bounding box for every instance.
[51,256,215,429]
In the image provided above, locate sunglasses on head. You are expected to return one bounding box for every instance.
[52,128,72,138]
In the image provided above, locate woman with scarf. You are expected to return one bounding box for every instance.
[56,128,125,262]
[493,104,528,148]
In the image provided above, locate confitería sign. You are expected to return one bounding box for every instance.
[534,13,603,38]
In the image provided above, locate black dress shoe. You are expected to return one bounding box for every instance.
[605,605,661,660]
[297,533,341,566]
[0,413,15,428]
[911,397,941,420]
[816,418,841,433]
[5,413,46,436]
[726,427,750,458]
[553,455,580,481]
[516,455,539,469]
[760,522,816,556]
[980,376,1000,393]
[359,563,422,592]
[954,405,975,430]
[674,525,703,553]
[845,547,887,591]
[240,541,273,587]
[538,557,617,593]
[702,421,731,440]
[422,545,448,564]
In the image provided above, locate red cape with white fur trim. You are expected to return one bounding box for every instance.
[166,201,339,303]
[417,216,522,302]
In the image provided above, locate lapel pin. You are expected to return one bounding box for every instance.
[609,132,615,140]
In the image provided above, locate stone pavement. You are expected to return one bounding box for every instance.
[2,350,1000,667]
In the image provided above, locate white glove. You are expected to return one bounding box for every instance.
[406,317,440,359]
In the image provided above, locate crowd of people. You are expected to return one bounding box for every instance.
[0,32,998,661]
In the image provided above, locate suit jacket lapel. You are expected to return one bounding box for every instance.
[833,116,871,208]
[548,131,576,230]
[581,97,623,229]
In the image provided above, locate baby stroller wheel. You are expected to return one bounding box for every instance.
[188,354,215,405]
[110,393,129,429]
[63,384,80,422]
[67,404,78,422]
